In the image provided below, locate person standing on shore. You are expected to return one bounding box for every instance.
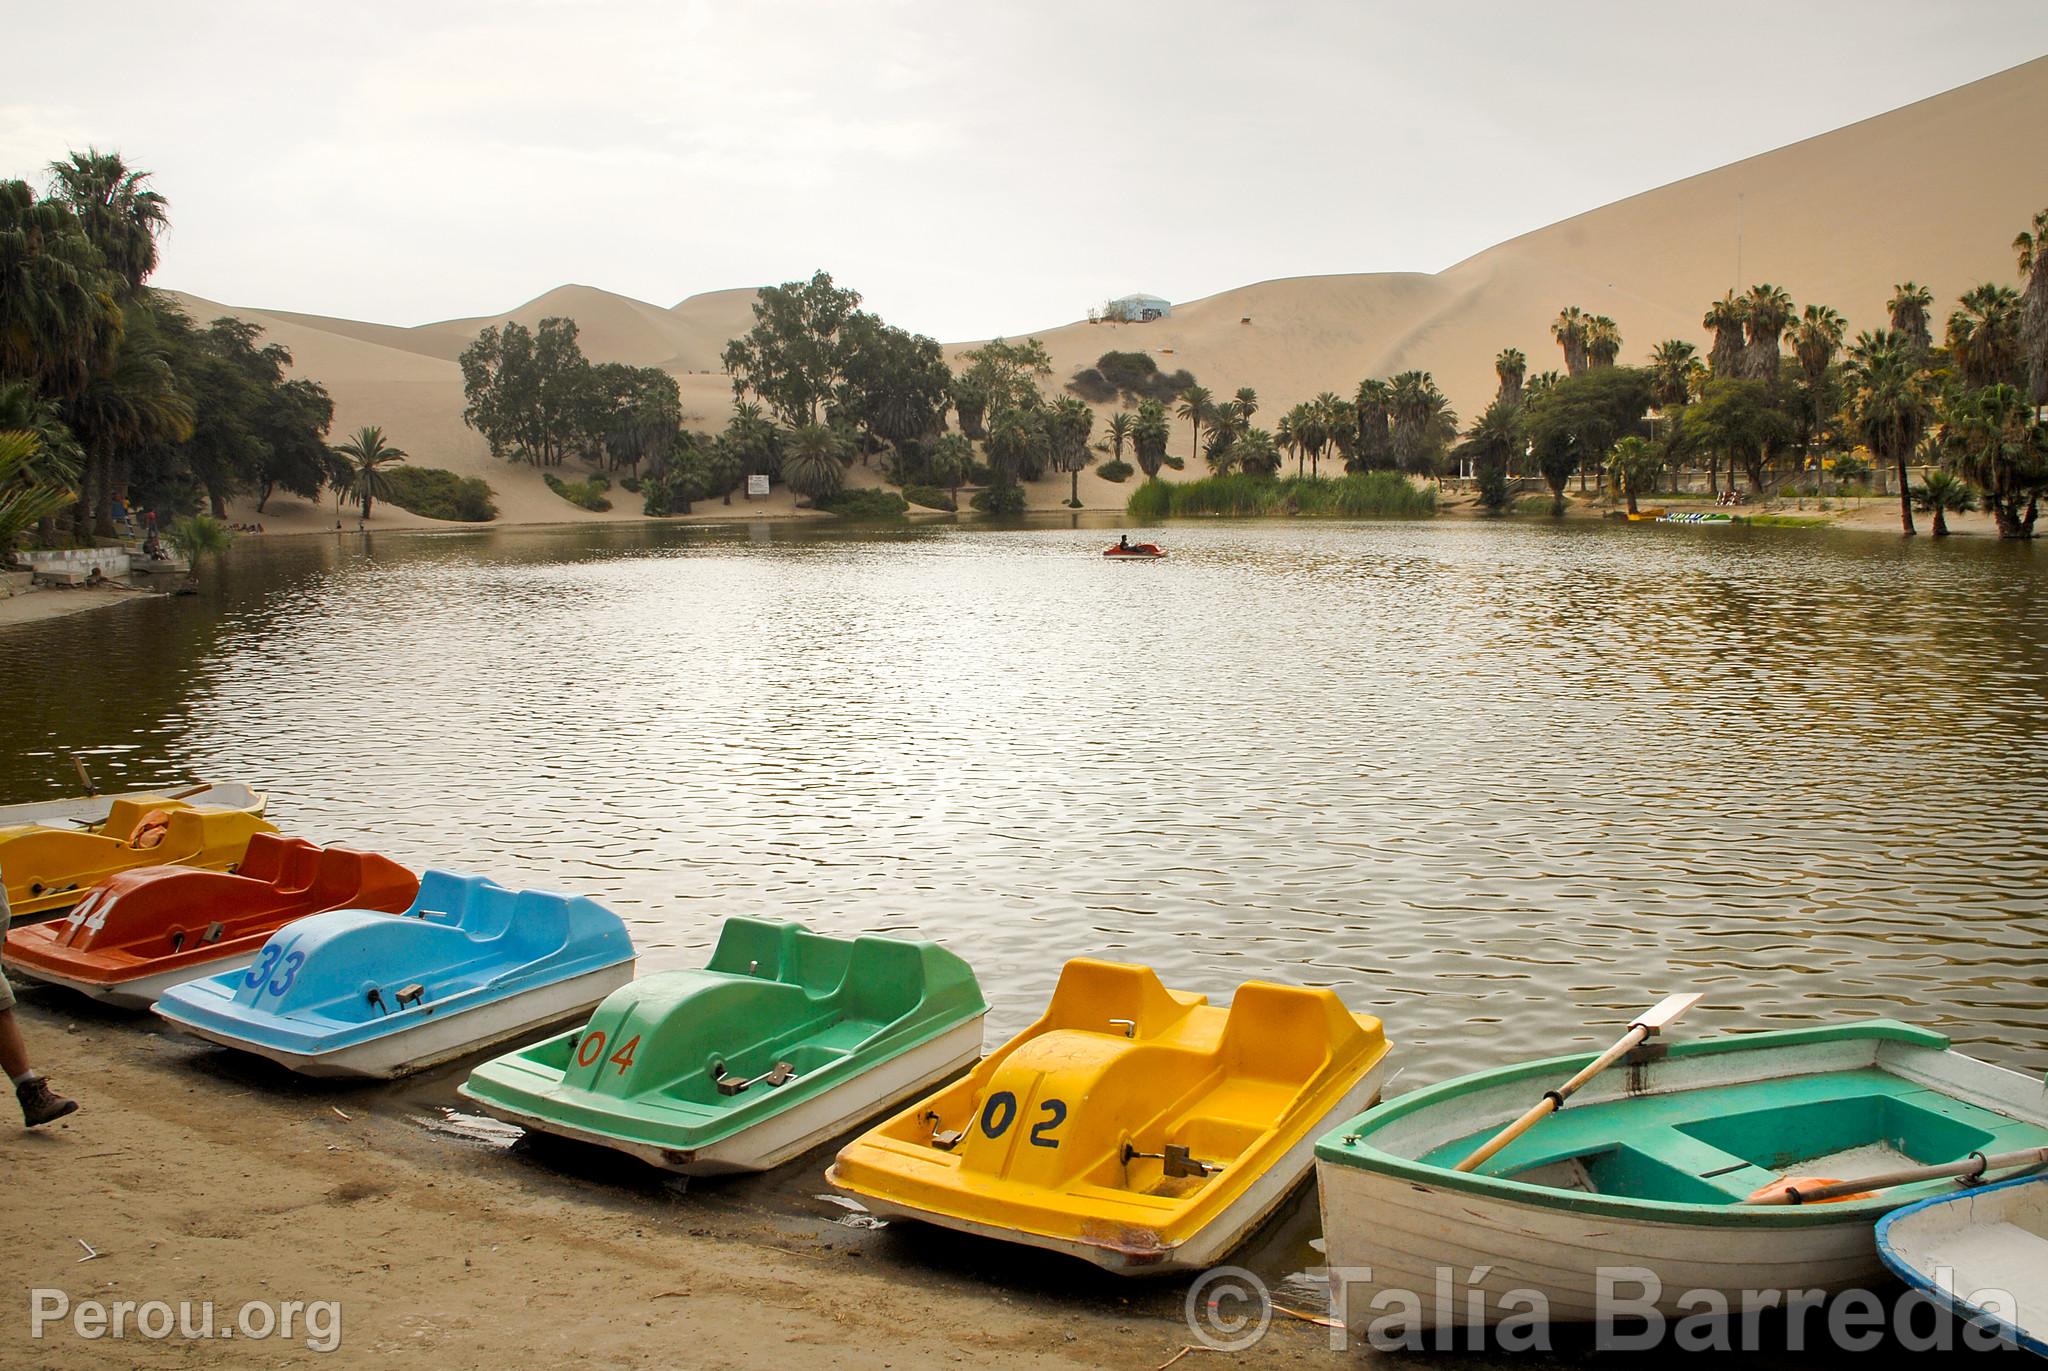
[0,874,79,1127]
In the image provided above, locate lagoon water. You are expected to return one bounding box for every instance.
[3,516,2044,1289]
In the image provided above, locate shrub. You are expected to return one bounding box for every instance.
[1097,459,1134,483]
[1123,472,1436,519]
[167,514,232,561]
[970,481,1027,516]
[901,483,956,511]
[543,472,611,512]
[382,467,498,522]
[818,488,910,520]
[619,475,642,494]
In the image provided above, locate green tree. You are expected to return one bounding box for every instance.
[1586,315,1621,368]
[1352,379,1394,470]
[1233,387,1259,420]
[833,313,952,462]
[1176,385,1212,470]
[1911,468,1977,537]
[2013,209,2048,406]
[1649,339,1700,410]
[1947,284,2023,389]
[1741,284,1795,381]
[1551,306,1590,377]
[62,303,194,531]
[0,180,121,400]
[1232,427,1282,477]
[1047,396,1094,506]
[459,318,590,466]
[1605,435,1661,515]
[1524,366,1655,503]
[1456,398,1521,512]
[1703,291,1748,377]
[1388,371,1457,478]
[1103,411,1134,465]
[1788,304,1846,477]
[924,432,972,504]
[985,407,1040,485]
[1132,399,1171,478]
[1495,348,1526,407]
[46,149,169,296]
[948,374,989,441]
[720,270,863,428]
[1888,282,1935,367]
[1946,382,2046,539]
[1844,329,1934,534]
[0,428,77,554]
[331,425,407,519]
[780,423,849,504]
[1680,377,1793,498]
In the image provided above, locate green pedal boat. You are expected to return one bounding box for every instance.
[459,918,988,1175]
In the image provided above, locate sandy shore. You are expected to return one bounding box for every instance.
[4,991,1340,1369]
[0,584,167,630]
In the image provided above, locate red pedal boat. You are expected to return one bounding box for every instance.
[1104,542,1166,559]
[3,833,418,1008]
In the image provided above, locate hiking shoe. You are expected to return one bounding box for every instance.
[18,1077,77,1128]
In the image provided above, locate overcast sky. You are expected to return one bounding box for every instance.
[6,2,2045,340]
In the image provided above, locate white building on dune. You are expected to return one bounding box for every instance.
[1104,293,1170,322]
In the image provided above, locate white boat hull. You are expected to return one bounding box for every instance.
[1317,1160,1883,1328]
[846,1059,1391,1274]
[474,1016,988,1176]
[0,782,265,829]
[158,963,635,1079]
[9,952,258,1010]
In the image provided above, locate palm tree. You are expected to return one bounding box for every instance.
[1457,399,1521,510]
[62,318,195,533]
[1353,379,1392,470]
[46,149,170,295]
[331,426,408,519]
[1551,307,1590,377]
[1948,284,2024,389]
[1047,396,1094,505]
[1789,304,1847,476]
[1273,406,1301,476]
[1494,348,1526,407]
[1947,381,2045,538]
[1102,412,1134,466]
[1911,468,1977,537]
[1233,387,1258,421]
[1605,436,1660,515]
[1176,385,1211,470]
[923,432,972,505]
[1648,340,1699,410]
[1132,399,1171,479]
[1232,427,1282,477]
[0,181,122,400]
[0,428,78,555]
[1703,291,1748,377]
[1742,284,1795,381]
[2012,210,2048,405]
[1585,315,1621,368]
[1389,371,1456,478]
[1888,282,1935,367]
[1845,330,1932,535]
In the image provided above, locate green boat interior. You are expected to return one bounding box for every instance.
[1422,1068,2048,1205]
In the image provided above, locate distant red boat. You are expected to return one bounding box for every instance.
[1103,542,1166,559]
[3,834,418,1008]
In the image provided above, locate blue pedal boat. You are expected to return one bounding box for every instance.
[152,871,636,1079]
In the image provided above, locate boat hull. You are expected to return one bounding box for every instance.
[1877,1175,2048,1355]
[9,952,260,1010]
[159,963,634,1079]
[841,1057,1388,1273]
[473,1015,987,1175]
[0,782,265,829]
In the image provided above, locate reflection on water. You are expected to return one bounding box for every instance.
[4,515,2045,1285]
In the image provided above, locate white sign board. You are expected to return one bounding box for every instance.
[746,474,770,499]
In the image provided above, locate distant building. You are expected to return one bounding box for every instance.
[1105,293,1171,323]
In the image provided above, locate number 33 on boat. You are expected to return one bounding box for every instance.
[827,958,1391,1273]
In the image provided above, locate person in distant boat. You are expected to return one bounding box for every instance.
[0,872,79,1128]
[1117,534,1131,551]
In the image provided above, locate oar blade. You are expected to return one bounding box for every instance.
[1631,992,1703,1032]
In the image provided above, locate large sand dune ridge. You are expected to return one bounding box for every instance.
[171,57,2048,526]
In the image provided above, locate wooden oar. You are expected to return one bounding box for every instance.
[1454,993,1704,1174]
[1741,1145,2048,1206]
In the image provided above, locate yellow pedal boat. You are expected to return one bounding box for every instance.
[826,959,1392,1273]
[0,798,278,919]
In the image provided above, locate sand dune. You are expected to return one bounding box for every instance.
[176,56,2048,524]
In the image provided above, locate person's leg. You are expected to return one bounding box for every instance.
[0,1006,28,1079]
